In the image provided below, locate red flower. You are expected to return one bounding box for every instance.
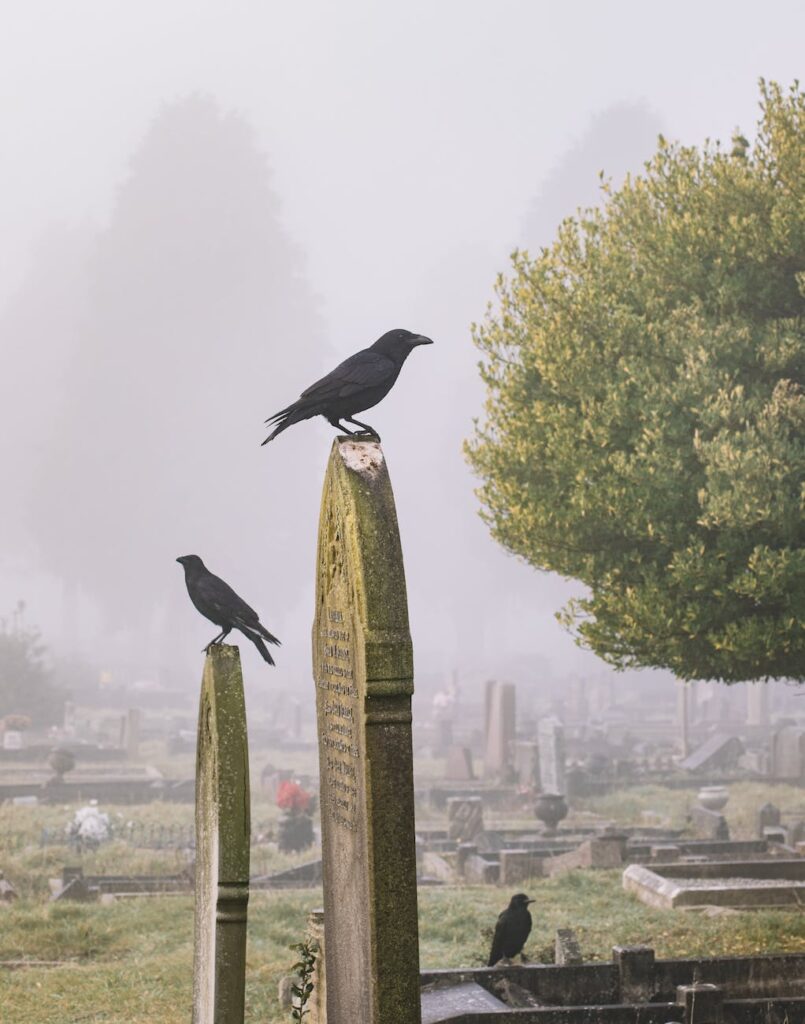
[276,780,312,812]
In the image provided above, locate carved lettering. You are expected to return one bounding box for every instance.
[318,604,359,831]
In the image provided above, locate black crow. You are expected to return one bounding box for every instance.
[176,555,280,665]
[488,893,534,966]
[262,328,433,444]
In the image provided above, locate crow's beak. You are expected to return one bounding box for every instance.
[412,334,434,346]
[527,899,535,904]
[176,557,183,564]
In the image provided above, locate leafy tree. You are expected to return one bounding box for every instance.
[466,81,804,683]
[0,603,61,725]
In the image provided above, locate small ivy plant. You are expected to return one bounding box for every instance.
[289,938,319,1021]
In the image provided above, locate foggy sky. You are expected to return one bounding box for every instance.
[1,1,802,698]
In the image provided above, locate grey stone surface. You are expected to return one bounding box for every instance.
[746,683,770,728]
[676,982,723,1023]
[772,726,805,780]
[447,796,484,841]
[690,805,730,841]
[613,945,655,1002]
[680,734,743,774]
[537,717,566,796]
[192,645,250,1024]
[512,741,539,788]
[555,928,583,966]
[463,853,499,884]
[420,981,507,1022]
[500,849,546,885]
[484,681,515,780]
[624,860,805,910]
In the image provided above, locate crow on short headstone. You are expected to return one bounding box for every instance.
[177,555,280,665]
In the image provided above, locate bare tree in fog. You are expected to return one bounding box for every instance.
[0,226,93,545]
[30,96,323,669]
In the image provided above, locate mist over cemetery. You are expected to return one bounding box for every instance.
[1,9,804,1024]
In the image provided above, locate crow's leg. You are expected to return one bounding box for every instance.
[345,417,381,441]
[327,416,356,435]
[202,628,229,653]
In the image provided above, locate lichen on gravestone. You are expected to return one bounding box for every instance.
[312,438,421,1024]
[192,644,250,1024]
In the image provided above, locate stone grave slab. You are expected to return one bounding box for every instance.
[421,981,508,1023]
[624,859,805,909]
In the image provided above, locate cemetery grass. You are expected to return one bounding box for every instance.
[569,781,805,834]
[3,873,805,1023]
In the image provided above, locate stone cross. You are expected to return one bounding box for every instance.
[313,439,421,1024]
[192,645,250,1024]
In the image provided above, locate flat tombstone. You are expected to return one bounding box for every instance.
[313,439,420,1024]
[192,645,250,1024]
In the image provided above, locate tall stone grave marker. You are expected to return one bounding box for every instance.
[747,683,770,728]
[313,439,420,1024]
[192,646,250,1024]
[123,707,141,758]
[484,680,515,779]
[538,716,566,795]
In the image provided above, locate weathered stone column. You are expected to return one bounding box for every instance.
[192,645,250,1024]
[313,439,421,1024]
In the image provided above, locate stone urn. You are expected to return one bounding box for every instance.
[534,792,568,833]
[697,785,729,812]
[48,747,76,781]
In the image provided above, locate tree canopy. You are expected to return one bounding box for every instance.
[466,81,804,683]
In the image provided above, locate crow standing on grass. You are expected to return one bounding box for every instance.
[262,328,433,444]
[176,555,280,665]
[488,893,534,966]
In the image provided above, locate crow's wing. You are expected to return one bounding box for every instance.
[487,912,508,966]
[196,572,261,627]
[299,349,396,403]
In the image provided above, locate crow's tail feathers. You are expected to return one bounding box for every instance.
[255,622,281,647]
[261,401,314,445]
[239,625,276,665]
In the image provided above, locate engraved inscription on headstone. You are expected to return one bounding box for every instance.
[313,439,421,1024]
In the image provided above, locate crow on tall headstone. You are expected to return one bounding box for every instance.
[262,328,433,444]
